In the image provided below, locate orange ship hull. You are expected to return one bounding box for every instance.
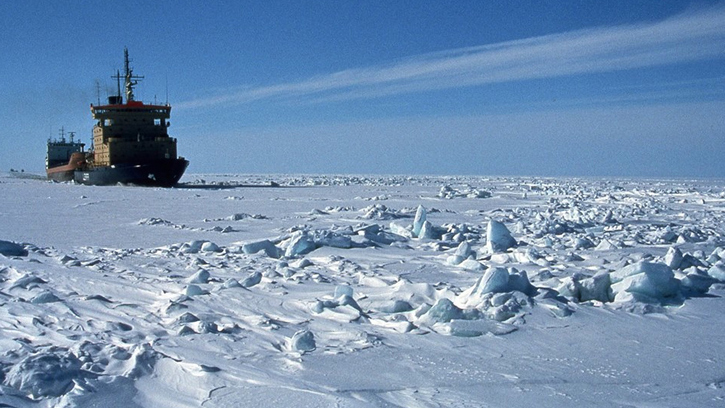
[46,152,86,182]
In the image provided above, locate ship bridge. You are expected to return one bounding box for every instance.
[89,48,179,167]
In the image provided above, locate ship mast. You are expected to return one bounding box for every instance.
[116,69,121,103]
[122,47,144,102]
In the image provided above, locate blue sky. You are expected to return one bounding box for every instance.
[2,0,724,177]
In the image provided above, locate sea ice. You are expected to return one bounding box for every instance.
[389,222,414,238]
[241,271,262,288]
[439,319,517,337]
[201,241,221,252]
[611,261,681,301]
[419,298,466,324]
[180,240,207,254]
[222,278,242,288]
[10,274,46,290]
[289,329,316,352]
[558,273,613,303]
[412,205,426,237]
[486,220,516,252]
[376,299,413,313]
[0,240,27,256]
[334,285,354,298]
[284,231,317,257]
[708,262,725,281]
[664,246,683,269]
[437,185,492,199]
[594,238,618,251]
[458,259,486,271]
[357,223,404,245]
[29,290,61,304]
[471,267,511,296]
[311,229,352,248]
[4,350,82,399]
[681,269,717,293]
[2,173,725,406]
[187,269,210,284]
[460,267,536,307]
[454,241,474,259]
[418,220,436,239]
[241,239,282,258]
[184,284,207,296]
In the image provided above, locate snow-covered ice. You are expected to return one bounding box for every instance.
[1,172,725,407]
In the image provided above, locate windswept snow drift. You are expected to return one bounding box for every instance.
[1,172,725,407]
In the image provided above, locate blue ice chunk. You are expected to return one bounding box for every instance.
[486,220,516,252]
[0,240,27,256]
[334,285,353,298]
[241,239,282,258]
[412,205,426,237]
[241,271,262,288]
[611,261,680,300]
[477,267,511,294]
[290,330,316,352]
[285,232,317,257]
[421,298,464,323]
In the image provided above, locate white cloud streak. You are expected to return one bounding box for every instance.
[178,7,725,110]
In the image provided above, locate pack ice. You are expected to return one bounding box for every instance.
[1,172,724,407]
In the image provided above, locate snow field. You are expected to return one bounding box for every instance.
[1,173,725,406]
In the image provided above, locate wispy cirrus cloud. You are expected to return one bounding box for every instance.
[177,6,725,110]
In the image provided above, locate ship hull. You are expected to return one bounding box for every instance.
[46,152,86,182]
[74,159,189,187]
[47,168,76,182]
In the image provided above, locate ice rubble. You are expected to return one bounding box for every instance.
[2,174,725,405]
[437,184,492,199]
[226,199,721,336]
[4,350,83,399]
[610,261,680,302]
[233,197,723,322]
[0,240,27,256]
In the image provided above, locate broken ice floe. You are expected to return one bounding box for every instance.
[241,239,283,258]
[708,262,725,281]
[29,290,62,304]
[222,213,268,221]
[186,268,210,284]
[437,185,492,199]
[4,349,83,399]
[0,240,28,256]
[312,293,365,323]
[388,205,449,241]
[358,204,412,220]
[556,273,613,303]
[184,284,208,296]
[239,227,367,259]
[3,176,725,405]
[288,329,316,353]
[486,220,517,253]
[610,261,681,303]
[241,271,262,288]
